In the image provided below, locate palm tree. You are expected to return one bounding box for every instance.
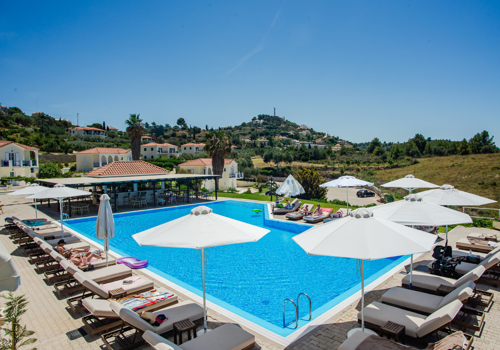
[204,131,232,190]
[125,114,144,160]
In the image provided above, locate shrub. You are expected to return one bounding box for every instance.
[256,175,267,183]
[225,187,238,193]
[295,168,327,200]
[64,162,69,167]
[38,163,62,179]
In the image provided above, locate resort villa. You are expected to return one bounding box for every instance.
[0,141,39,177]
[75,147,132,172]
[70,126,107,138]
[141,142,179,159]
[179,142,205,156]
[141,135,154,143]
[178,158,242,190]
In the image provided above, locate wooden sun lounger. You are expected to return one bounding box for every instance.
[273,200,302,215]
[456,238,498,254]
[286,204,313,220]
[303,208,333,223]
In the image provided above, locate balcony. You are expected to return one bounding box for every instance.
[1,160,37,167]
[229,173,244,179]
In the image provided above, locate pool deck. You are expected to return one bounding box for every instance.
[1,193,500,350]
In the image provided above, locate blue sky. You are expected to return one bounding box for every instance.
[1,1,499,143]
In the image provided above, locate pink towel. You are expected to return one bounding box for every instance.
[101,277,144,291]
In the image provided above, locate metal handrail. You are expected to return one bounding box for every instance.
[297,293,312,320]
[283,299,298,328]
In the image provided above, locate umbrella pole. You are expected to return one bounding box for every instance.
[35,200,38,220]
[202,247,207,333]
[361,259,365,331]
[409,254,413,290]
[445,225,448,247]
[59,199,64,238]
[346,187,349,215]
[105,236,108,267]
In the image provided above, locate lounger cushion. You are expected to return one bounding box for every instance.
[402,266,484,291]
[437,280,475,309]
[143,330,183,350]
[180,323,255,350]
[338,332,414,350]
[83,299,118,318]
[116,300,204,334]
[417,300,462,338]
[338,331,375,350]
[74,272,109,298]
[455,252,500,275]
[91,258,117,268]
[84,264,132,283]
[360,302,426,338]
[381,287,443,314]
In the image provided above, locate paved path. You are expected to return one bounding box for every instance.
[325,187,381,206]
[1,193,499,349]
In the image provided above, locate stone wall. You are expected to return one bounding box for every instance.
[39,153,76,164]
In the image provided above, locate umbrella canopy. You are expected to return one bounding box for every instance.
[0,241,21,292]
[132,206,270,333]
[27,184,91,236]
[320,176,374,214]
[370,194,473,227]
[7,183,50,220]
[96,194,115,267]
[293,208,436,333]
[418,184,497,206]
[276,174,305,197]
[381,174,439,193]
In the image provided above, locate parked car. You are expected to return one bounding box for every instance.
[357,189,375,198]
[264,190,273,195]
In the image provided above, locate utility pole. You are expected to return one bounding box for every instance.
[77,113,79,126]
[274,107,276,117]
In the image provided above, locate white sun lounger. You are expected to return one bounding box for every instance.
[143,323,255,350]
[455,251,500,275]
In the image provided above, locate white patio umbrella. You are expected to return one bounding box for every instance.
[7,183,50,220]
[320,176,374,214]
[27,184,91,237]
[96,194,115,267]
[370,194,472,288]
[276,174,305,198]
[381,174,439,193]
[418,184,497,206]
[292,208,436,334]
[132,206,270,334]
[0,241,21,292]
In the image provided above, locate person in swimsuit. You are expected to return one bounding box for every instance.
[312,204,323,216]
[55,239,89,257]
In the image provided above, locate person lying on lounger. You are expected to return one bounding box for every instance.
[69,251,105,266]
[285,199,293,209]
[312,204,323,216]
[297,205,309,214]
[55,239,90,258]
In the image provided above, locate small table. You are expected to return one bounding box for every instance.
[173,319,197,345]
[436,284,455,296]
[380,321,405,344]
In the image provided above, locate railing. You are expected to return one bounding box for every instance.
[31,160,37,166]
[236,173,244,179]
[22,160,31,167]
[229,173,235,178]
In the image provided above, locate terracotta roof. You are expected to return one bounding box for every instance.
[108,126,119,130]
[71,126,106,132]
[141,136,153,139]
[87,161,169,177]
[142,142,178,148]
[76,147,130,154]
[179,158,236,166]
[181,143,205,147]
[0,140,39,151]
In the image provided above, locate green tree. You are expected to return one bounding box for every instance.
[263,151,274,164]
[373,146,385,156]
[469,130,495,154]
[125,114,144,160]
[250,131,258,141]
[38,163,63,179]
[204,131,232,191]
[295,168,327,200]
[411,134,427,154]
[424,142,433,155]
[177,118,187,130]
[366,137,382,154]
[457,138,471,155]
[89,123,103,129]
[0,293,37,350]
[390,144,402,159]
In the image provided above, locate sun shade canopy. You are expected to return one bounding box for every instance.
[417,184,497,206]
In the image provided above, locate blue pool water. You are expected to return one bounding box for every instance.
[65,200,408,337]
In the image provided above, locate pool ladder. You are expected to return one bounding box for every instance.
[283,293,312,328]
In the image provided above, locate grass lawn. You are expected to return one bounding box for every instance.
[217,192,343,211]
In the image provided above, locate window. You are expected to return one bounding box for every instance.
[144,148,147,151]
[151,156,154,159]
[82,156,88,163]
[223,168,226,172]
[151,148,153,151]
[120,157,123,160]
[10,171,15,177]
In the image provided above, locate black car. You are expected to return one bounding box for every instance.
[264,190,272,195]
[357,189,375,198]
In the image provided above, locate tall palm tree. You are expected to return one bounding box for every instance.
[125,114,144,160]
[204,131,232,190]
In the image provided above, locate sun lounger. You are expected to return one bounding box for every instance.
[359,300,463,340]
[54,260,131,296]
[303,208,333,223]
[381,281,484,331]
[68,272,155,313]
[338,330,472,350]
[12,216,48,223]
[273,200,302,215]
[21,227,80,247]
[456,237,498,253]
[454,251,500,275]
[286,204,313,220]
[143,323,255,350]
[467,232,498,242]
[82,288,178,334]
[101,300,205,350]
[401,265,494,307]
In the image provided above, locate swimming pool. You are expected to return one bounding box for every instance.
[64,200,408,338]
